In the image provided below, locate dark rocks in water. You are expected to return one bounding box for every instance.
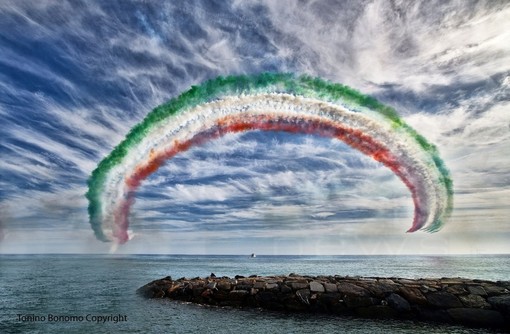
[459,294,491,309]
[426,291,463,308]
[398,286,427,305]
[488,295,510,313]
[386,293,411,312]
[137,274,510,330]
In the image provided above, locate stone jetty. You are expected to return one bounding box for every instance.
[138,274,510,329]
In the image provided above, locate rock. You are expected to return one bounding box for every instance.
[444,284,468,295]
[319,293,343,308]
[482,284,509,296]
[447,308,505,327]
[365,283,398,297]
[235,284,253,290]
[192,287,205,297]
[291,282,309,290]
[386,293,411,312]
[153,289,165,298]
[427,291,463,308]
[201,289,213,298]
[398,287,428,305]
[256,291,277,304]
[229,290,248,300]
[217,281,232,291]
[139,274,510,329]
[345,296,379,308]
[205,282,217,290]
[488,295,510,313]
[296,289,311,305]
[211,291,229,301]
[459,294,491,309]
[337,283,370,297]
[440,278,466,285]
[253,281,265,289]
[280,284,292,294]
[420,285,438,293]
[310,281,325,293]
[467,286,487,296]
[235,275,245,279]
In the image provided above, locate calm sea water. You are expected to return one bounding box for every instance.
[0,254,509,334]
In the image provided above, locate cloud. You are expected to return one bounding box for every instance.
[0,0,508,254]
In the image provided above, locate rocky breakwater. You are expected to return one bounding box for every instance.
[138,274,510,329]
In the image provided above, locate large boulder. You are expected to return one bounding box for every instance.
[398,287,428,305]
[427,291,463,308]
[488,295,510,313]
[336,282,370,297]
[386,293,411,312]
[459,294,491,309]
[310,281,325,293]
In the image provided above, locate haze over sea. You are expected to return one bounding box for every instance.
[1,254,508,334]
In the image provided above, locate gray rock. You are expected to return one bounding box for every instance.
[467,286,487,296]
[236,284,253,290]
[398,287,428,305]
[324,283,338,293]
[386,293,411,312]
[444,284,468,295]
[265,283,279,290]
[205,282,217,289]
[447,308,504,327]
[459,294,491,309]
[310,281,325,293]
[217,281,231,291]
[253,281,265,289]
[291,282,309,290]
[488,295,510,313]
[296,289,311,305]
[420,285,438,293]
[337,283,370,297]
[365,283,398,297]
[229,290,248,300]
[427,291,463,308]
[280,284,292,294]
[483,284,509,296]
[345,296,379,308]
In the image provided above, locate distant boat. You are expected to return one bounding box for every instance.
[250,253,256,258]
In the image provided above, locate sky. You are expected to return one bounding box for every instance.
[0,0,509,255]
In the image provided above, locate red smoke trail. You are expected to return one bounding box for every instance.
[113,114,424,243]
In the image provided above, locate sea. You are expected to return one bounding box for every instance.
[0,254,509,334]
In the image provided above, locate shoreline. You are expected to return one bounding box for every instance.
[138,274,510,330]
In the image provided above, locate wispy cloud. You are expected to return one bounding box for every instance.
[0,0,508,254]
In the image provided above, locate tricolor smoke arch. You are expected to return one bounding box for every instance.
[86,73,453,244]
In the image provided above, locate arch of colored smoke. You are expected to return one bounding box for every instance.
[86,73,453,244]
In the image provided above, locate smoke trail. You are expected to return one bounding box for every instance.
[86,73,453,244]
